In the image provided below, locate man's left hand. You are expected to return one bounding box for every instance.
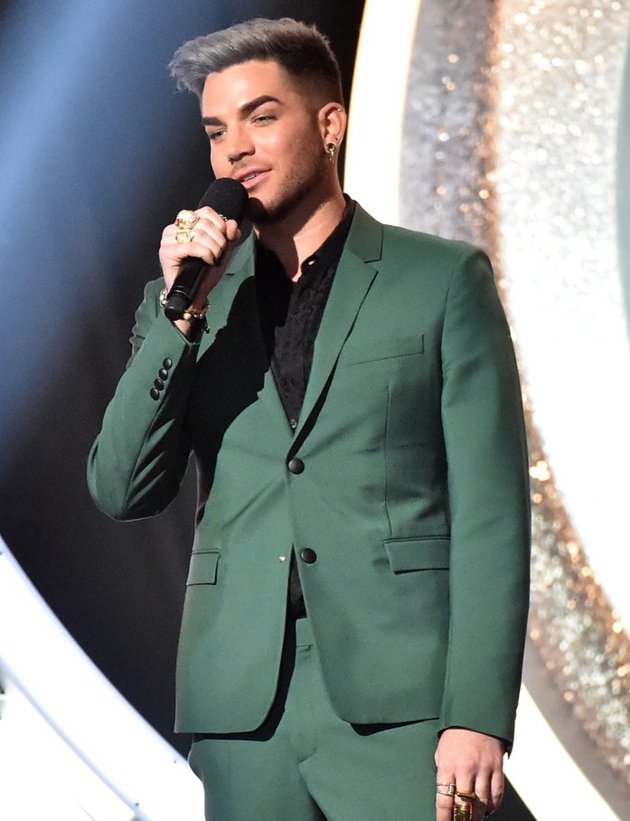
[434,727,505,820]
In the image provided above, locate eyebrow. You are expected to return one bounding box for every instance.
[201,94,282,127]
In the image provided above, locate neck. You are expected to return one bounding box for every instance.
[255,185,346,281]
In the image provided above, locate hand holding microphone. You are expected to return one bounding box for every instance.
[159,178,248,322]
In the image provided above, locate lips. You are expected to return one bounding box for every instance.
[234,169,270,190]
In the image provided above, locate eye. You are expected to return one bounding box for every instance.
[207,129,225,142]
[253,113,275,125]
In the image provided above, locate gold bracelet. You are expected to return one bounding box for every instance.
[181,303,209,321]
[159,287,209,317]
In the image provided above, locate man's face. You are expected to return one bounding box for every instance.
[201,60,331,225]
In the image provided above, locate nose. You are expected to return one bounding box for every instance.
[224,125,254,164]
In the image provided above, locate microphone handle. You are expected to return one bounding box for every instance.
[163,256,208,321]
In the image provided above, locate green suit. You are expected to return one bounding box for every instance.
[88,203,530,748]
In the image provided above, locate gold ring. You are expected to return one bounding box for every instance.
[453,798,474,821]
[175,209,199,230]
[436,783,457,796]
[456,790,477,800]
[175,229,194,243]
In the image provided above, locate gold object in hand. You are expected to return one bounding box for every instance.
[175,209,200,229]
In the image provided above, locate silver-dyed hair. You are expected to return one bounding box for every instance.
[169,17,344,104]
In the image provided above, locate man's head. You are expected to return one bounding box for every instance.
[170,18,347,227]
[169,17,343,107]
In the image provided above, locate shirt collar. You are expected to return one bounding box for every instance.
[301,196,356,273]
[255,197,356,280]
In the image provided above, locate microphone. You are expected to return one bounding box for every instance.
[164,177,248,320]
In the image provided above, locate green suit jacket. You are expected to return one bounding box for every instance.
[88,203,530,744]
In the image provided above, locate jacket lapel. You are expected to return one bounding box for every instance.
[199,206,384,441]
[199,233,291,438]
[295,205,383,438]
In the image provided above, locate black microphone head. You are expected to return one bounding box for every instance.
[198,177,248,223]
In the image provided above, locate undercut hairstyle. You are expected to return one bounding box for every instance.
[169,17,344,105]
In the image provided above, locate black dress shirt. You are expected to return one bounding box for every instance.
[254,199,355,617]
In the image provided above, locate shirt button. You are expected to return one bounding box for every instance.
[158,367,169,380]
[162,357,173,370]
[149,388,160,400]
[289,418,297,431]
[154,378,164,390]
[287,457,304,474]
[300,548,317,564]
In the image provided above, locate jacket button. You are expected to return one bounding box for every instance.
[158,368,169,380]
[287,457,304,474]
[154,378,164,390]
[162,357,173,370]
[300,548,317,564]
[149,387,160,400]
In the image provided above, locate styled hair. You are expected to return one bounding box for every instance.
[169,17,344,105]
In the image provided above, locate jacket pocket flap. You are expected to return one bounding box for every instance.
[187,550,220,585]
[384,537,450,573]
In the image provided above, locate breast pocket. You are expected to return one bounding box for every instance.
[186,550,220,585]
[341,334,425,366]
[383,536,450,573]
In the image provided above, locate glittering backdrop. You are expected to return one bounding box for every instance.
[619,37,630,323]
[401,0,630,804]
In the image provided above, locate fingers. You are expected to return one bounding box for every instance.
[159,206,241,290]
[165,210,227,262]
[434,729,506,820]
[470,767,491,817]
[470,756,503,816]
[194,205,240,237]
[435,774,501,820]
[487,767,505,815]
[437,779,500,819]
[435,776,456,821]
[435,779,486,821]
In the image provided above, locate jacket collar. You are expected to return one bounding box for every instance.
[199,204,384,440]
[222,201,382,283]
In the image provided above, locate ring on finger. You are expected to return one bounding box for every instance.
[176,228,194,244]
[436,783,457,797]
[175,209,199,230]
[453,796,474,821]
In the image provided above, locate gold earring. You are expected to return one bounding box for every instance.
[325,142,337,163]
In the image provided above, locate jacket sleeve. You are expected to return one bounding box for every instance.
[438,247,531,747]
[87,279,200,521]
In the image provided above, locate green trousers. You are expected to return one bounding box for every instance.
[188,617,440,820]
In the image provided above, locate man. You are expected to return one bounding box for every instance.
[88,17,530,821]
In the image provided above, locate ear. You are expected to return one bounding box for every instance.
[318,102,347,148]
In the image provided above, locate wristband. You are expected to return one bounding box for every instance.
[160,287,209,332]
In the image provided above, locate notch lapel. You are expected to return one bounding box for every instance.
[295,206,384,439]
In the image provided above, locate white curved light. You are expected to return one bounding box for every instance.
[0,677,133,821]
[345,0,422,224]
[0,537,204,821]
